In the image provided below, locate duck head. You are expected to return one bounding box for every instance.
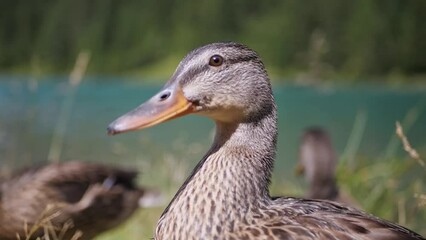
[108,42,273,135]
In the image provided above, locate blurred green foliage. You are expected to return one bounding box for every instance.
[0,0,425,79]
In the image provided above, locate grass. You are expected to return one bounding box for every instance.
[48,51,90,163]
[16,205,83,240]
[94,208,163,240]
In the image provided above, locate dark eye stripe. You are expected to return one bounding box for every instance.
[179,64,210,86]
[228,54,258,64]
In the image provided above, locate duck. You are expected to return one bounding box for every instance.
[0,161,158,240]
[108,42,424,239]
[296,127,359,206]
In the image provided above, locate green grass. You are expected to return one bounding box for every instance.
[95,208,163,240]
[337,156,425,234]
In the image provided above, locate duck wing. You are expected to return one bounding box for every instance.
[233,198,424,240]
[38,161,141,203]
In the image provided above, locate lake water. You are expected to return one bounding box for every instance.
[1,75,425,176]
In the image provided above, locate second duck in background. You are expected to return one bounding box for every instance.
[296,127,359,206]
[0,161,163,240]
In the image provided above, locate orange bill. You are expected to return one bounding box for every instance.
[107,85,194,135]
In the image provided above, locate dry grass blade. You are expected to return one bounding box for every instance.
[69,231,83,240]
[47,51,91,163]
[395,121,425,168]
[69,52,90,87]
[414,193,426,207]
[16,205,83,240]
[395,121,426,208]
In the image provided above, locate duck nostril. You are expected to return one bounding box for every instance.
[159,91,171,101]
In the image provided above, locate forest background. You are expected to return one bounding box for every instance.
[0,0,425,81]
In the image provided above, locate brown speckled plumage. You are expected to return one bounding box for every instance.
[0,161,145,240]
[108,42,425,240]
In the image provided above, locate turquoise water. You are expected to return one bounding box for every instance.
[1,75,426,175]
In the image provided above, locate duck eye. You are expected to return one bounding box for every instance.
[209,55,223,67]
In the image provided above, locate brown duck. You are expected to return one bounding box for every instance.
[108,42,424,239]
[0,161,154,240]
[296,127,359,206]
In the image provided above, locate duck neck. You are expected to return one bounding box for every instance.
[156,105,277,238]
[308,177,339,200]
[211,113,278,203]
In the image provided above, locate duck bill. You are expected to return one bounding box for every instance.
[107,86,194,135]
[294,163,305,176]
